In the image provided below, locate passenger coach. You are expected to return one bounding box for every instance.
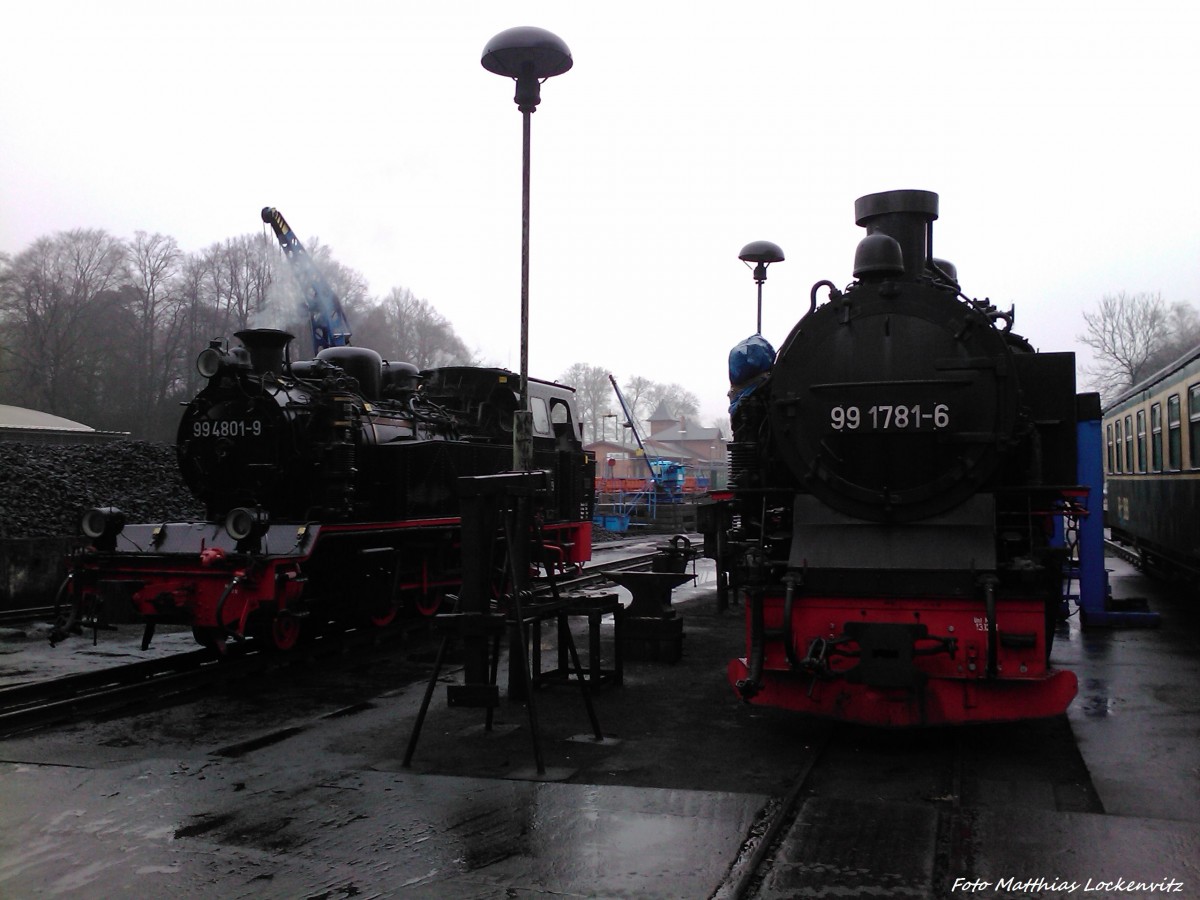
[1103,344,1200,574]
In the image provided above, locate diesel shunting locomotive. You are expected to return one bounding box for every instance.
[703,189,1084,726]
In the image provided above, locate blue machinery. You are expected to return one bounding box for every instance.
[594,464,697,532]
[595,375,660,532]
[607,374,658,485]
[594,376,700,532]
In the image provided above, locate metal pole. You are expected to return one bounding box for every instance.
[514,107,534,471]
[521,107,531,403]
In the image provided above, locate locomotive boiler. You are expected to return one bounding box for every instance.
[703,189,1082,726]
[59,327,594,651]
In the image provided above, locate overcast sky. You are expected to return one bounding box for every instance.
[2,1,1196,425]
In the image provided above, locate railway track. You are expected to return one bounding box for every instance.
[0,605,56,628]
[0,647,229,738]
[1104,537,1140,567]
[714,715,1102,898]
[0,546,675,739]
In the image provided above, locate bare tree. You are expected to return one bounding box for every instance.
[0,229,127,417]
[128,231,185,434]
[1150,302,1200,371]
[620,375,655,427]
[642,382,700,421]
[609,374,703,443]
[78,285,141,431]
[0,252,14,395]
[1079,292,1200,400]
[204,234,275,334]
[357,287,471,369]
[174,254,228,399]
[0,224,442,437]
[560,363,615,444]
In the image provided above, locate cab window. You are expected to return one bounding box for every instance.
[549,398,578,445]
[530,397,552,436]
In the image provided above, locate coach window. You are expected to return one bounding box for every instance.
[1189,384,1200,468]
[1105,423,1115,473]
[1136,409,1147,472]
[1124,414,1133,472]
[1167,394,1182,470]
[1113,419,1123,472]
[1150,402,1163,471]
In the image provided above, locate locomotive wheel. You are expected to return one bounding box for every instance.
[366,595,400,628]
[412,589,444,617]
[49,578,83,643]
[257,612,301,652]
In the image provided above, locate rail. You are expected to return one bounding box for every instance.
[0,605,55,628]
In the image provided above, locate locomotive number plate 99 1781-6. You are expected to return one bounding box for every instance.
[829,403,950,432]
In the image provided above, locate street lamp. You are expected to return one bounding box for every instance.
[602,412,618,443]
[482,26,573,470]
[738,240,785,335]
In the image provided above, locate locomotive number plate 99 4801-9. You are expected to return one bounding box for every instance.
[192,419,264,438]
[829,403,950,432]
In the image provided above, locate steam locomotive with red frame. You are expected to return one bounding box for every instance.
[57,328,594,652]
[702,189,1083,726]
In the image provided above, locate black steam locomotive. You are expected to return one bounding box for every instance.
[62,328,595,651]
[703,189,1083,726]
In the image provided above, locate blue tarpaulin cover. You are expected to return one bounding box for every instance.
[727,334,775,413]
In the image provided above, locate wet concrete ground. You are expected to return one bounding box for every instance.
[0,554,1197,898]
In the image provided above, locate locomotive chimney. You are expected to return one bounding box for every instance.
[235,328,294,376]
[853,190,939,281]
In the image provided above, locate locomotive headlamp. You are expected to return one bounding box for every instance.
[739,240,785,335]
[196,342,226,378]
[81,506,126,550]
[225,506,270,543]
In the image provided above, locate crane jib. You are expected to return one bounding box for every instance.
[261,206,352,353]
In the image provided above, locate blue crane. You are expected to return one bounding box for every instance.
[261,207,351,353]
[608,374,659,486]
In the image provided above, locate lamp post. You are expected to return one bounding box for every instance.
[738,240,785,335]
[602,412,618,443]
[482,26,573,470]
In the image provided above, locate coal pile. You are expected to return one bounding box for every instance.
[0,441,203,539]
